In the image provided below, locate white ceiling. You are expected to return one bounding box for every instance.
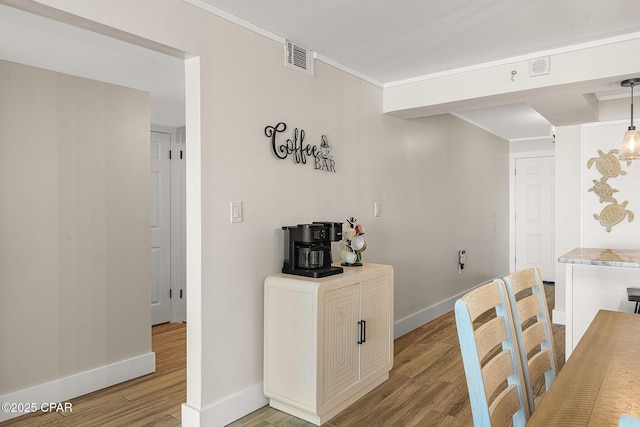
[197,0,640,84]
[3,1,640,139]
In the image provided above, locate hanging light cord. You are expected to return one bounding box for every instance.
[631,82,636,131]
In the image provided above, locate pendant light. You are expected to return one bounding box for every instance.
[619,78,640,161]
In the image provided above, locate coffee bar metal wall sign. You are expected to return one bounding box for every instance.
[264,122,336,172]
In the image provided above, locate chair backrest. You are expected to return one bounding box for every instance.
[620,414,640,427]
[455,279,530,427]
[502,267,557,413]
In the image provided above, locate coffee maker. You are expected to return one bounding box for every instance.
[282,222,343,278]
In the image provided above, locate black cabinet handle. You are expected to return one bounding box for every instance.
[357,320,366,344]
[362,319,366,343]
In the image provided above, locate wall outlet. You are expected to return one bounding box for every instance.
[458,250,466,272]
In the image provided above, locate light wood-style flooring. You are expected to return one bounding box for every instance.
[230,283,564,427]
[2,284,563,427]
[1,322,186,427]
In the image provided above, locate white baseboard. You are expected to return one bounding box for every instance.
[552,309,566,325]
[181,383,267,427]
[0,352,155,422]
[394,290,567,338]
[394,290,467,338]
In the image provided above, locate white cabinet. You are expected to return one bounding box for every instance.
[264,263,393,425]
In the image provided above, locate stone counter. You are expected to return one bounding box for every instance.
[559,247,640,268]
[559,247,640,358]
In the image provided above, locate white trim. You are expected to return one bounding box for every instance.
[175,126,187,322]
[452,112,554,143]
[394,289,467,338]
[509,135,555,143]
[181,403,202,426]
[581,118,628,129]
[181,383,267,427]
[393,281,568,338]
[0,352,155,422]
[183,0,284,45]
[314,53,383,87]
[385,31,640,88]
[451,112,509,141]
[185,55,203,410]
[552,309,566,326]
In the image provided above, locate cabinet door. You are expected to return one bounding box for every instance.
[360,275,392,379]
[322,283,360,404]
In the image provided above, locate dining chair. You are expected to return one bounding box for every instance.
[502,267,556,413]
[620,414,640,427]
[455,279,530,427]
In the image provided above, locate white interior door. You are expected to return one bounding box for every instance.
[515,156,556,282]
[151,131,172,324]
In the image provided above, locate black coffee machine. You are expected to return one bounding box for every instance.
[282,222,343,278]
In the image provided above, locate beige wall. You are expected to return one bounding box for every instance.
[0,1,510,424]
[389,114,510,321]
[195,31,510,412]
[0,59,151,394]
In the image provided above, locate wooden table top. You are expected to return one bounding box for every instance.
[527,310,640,426]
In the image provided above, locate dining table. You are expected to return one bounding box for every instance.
[527,309,640,426]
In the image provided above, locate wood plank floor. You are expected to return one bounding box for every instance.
[2,284,563,427]
[230,283,564,427]
[1,322,186,427]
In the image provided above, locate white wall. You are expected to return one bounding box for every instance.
[581,120,640,246]
[554,124,583,322]
[554,101,640,323]
[3,1,511,425]
[0,60,152,402]
[510,139,555,153]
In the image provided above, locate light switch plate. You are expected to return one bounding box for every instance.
[374,202,382,217]
[230,201,243,223]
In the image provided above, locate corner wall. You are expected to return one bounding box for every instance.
[377,114,511,336]
[0,59,153,418]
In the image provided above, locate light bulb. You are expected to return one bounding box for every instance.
[620,128,640,160]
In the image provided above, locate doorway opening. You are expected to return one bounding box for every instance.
[0,3,197,420]
[151,125,187,324]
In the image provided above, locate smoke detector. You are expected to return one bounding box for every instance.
[529,56,550,77]
[285,40,314,76]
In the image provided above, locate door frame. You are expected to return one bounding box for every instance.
[509,149,555,275]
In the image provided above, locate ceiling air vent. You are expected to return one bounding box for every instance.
[529,56,550,77]
[285,40,314,76]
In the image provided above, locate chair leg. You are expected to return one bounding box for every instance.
[635,302,639,314]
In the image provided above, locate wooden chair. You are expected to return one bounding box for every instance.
[455,279,530,426]
[620,414,640,427]
[502,267,556,413]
